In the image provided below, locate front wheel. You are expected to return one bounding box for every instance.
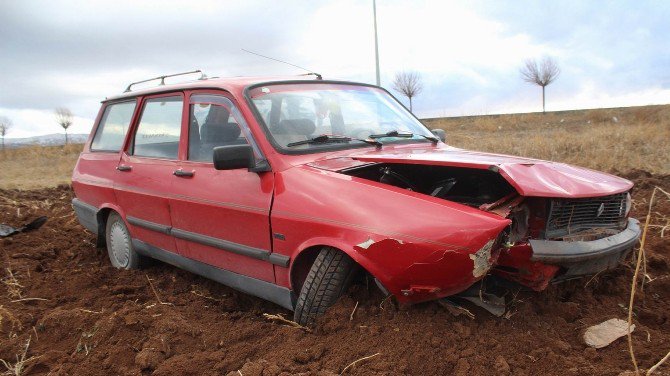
[293,247,357,326]
[105,212,143,269]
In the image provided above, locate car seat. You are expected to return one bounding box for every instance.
[198,108,242,162]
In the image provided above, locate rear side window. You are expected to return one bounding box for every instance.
[91,101,136,151]
[133,96,183,159]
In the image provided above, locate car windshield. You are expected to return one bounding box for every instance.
[248,83,435,152]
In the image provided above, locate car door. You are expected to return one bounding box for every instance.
[168,91,275,282]
[113,93,185,254]
[73,99,137,214]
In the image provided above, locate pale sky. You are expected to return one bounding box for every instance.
[1,0,669,138]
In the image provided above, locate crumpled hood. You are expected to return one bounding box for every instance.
[308,146,633,198]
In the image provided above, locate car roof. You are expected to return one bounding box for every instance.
[103,75,357,102]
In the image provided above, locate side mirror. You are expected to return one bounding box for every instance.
[431,128,446,143]
[213,145,254,170]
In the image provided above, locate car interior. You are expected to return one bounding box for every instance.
[188,104,248,162]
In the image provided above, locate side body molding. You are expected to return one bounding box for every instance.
[126,215,290,267]
[132,239,294,310]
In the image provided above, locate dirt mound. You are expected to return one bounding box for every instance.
[0,175,669,375]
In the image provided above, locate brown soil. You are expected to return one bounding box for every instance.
[1,173,669,375]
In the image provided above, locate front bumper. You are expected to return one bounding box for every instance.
[529,218,641,279]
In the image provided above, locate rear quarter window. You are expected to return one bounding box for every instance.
[90,101,136,151]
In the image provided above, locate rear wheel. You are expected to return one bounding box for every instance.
[293,247,357,326]
[105,212,143,269]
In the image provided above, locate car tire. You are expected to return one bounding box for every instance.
[105,212,143,269]
[293,247,357,326]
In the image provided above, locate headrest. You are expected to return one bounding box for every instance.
[274,119,316,136]
[201,122,241,143]
[205,105,230,123]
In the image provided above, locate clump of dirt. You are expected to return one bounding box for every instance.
[0,175,669,375]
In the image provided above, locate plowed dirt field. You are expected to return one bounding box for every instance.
[1,171,668,375]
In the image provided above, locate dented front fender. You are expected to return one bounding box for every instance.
[271,165,510,302]
[352,232,504,304]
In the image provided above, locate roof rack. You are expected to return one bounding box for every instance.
[123,70,208,93]
[299,72,323,80]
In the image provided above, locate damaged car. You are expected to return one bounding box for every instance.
[72,71,640,325]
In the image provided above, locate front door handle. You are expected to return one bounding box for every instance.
[117,165,132,172]
[173,169,194,177]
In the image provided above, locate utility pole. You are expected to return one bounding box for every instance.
[373,0,380,86]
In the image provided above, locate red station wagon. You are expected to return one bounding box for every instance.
[72,71,641,325]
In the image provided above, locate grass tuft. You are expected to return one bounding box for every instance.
[0,337,39,376]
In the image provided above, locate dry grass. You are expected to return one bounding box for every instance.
[0,105,668,190]
[0,144,83,190]
[2,269,23,301]
[262,313,312,332]
[0,305,22,337]
[0,337,39,376]
[627,186,670,375]
[424,104,670,175]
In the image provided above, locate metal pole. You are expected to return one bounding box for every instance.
[373,0,380,86]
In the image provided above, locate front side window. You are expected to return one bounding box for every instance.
[188,94,262,163]
[132,96,183,159]
[248,83,435,153]
[91,101,136,151]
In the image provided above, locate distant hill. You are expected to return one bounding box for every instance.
[4,133,88,148]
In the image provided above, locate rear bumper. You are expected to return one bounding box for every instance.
[529,218,640,278]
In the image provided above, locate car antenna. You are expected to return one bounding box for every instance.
[241,48,322,80]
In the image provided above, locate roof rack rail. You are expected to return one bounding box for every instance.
[123,69,208,93]
[299,72,323,80]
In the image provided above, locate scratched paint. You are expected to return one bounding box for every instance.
[356,237,376,249]
[356,237,405,250]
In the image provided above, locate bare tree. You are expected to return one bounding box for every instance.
[520,57,560,113]
[0,116,11,150]
[392,71,423,112]
[55,107,73,145]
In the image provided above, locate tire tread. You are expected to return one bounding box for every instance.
[293,247,356,326]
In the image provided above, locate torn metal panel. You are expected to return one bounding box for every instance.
[479,193,524,217]
[461,295,505,317]
[455,282,507,317]
[493,243,560,291]
[469,239,495,278]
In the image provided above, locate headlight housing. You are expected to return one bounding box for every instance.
[624,192,632,217]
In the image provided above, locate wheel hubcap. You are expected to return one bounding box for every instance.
[109,221,130,267]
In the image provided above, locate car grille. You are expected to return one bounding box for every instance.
[545,192,628,240]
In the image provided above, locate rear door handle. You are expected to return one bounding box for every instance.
[117,165,132,172]
[173,169,194,177]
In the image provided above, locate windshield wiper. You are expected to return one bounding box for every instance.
[286,134,383,148]
[369,130,440,144]
[369,130,413,139]
[417,134,440,144]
